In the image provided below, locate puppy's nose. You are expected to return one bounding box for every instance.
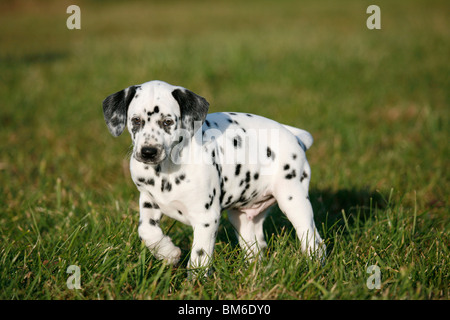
[141,146,159,160]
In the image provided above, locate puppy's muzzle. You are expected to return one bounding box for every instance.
[135,145,165,164]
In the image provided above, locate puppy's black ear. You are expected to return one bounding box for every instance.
[102,86,137,137]
[172,88,209,136]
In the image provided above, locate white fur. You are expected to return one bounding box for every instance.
[103,80,326,273]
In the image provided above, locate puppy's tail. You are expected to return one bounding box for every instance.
[282,124,314,151]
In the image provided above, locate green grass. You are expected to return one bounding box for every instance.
[0,0,448,299]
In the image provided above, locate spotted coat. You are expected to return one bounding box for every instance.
[103,80,325,273]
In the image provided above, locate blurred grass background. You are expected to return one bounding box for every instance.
[0,0,448,299]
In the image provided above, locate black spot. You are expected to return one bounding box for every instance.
[205,120,210,127]
[153,203,160,209]
[161,178,172,192]
[245,171,251,183]
[205,191,215,210]
[285,170,296,179]
[229,112,237,115]
[197,249,204,257]
[138,177,145,183]
[178,210,183,215]
[292,154,297,160]
[246,114,253,117]
[227,119,233,124]
[283,164,290,171]
[300,171,309,182]
[179,174,186,181]
[149,219,158,226]
[154,106,159,113]
[215,163,222,176]
[219,190,226,204]
[146,178,155,186]
[267,147,272,158]
[253,173,259,180]
[233,135,242,148]
[235,164,241,176]
[288,196,293,201]
[143,202,152,209]
[238,185,249,203]
[204,224,210,228]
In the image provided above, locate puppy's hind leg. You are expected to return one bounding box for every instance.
[274,179,325,260]
[252,209,269,252]
[228,209,268,261]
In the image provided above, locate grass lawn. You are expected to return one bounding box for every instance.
[0,0,448,300]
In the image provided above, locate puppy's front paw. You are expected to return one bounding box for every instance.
[146,236,182,265]
[163,246,182,265]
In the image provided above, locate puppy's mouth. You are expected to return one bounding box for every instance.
[134,145,166,164]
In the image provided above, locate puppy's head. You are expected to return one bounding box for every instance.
[102,80,209,165]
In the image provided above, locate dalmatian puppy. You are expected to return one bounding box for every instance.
[103,80,325,272]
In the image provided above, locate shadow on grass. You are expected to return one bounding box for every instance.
[310,187,387,227]
[174,187,387,267]
[216,187,387,255]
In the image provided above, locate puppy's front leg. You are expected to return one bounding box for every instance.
[188,215,220,275]
[138,193,181,264]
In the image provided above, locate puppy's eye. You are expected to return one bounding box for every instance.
[163,119,174,127]
[131,117,141,126]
